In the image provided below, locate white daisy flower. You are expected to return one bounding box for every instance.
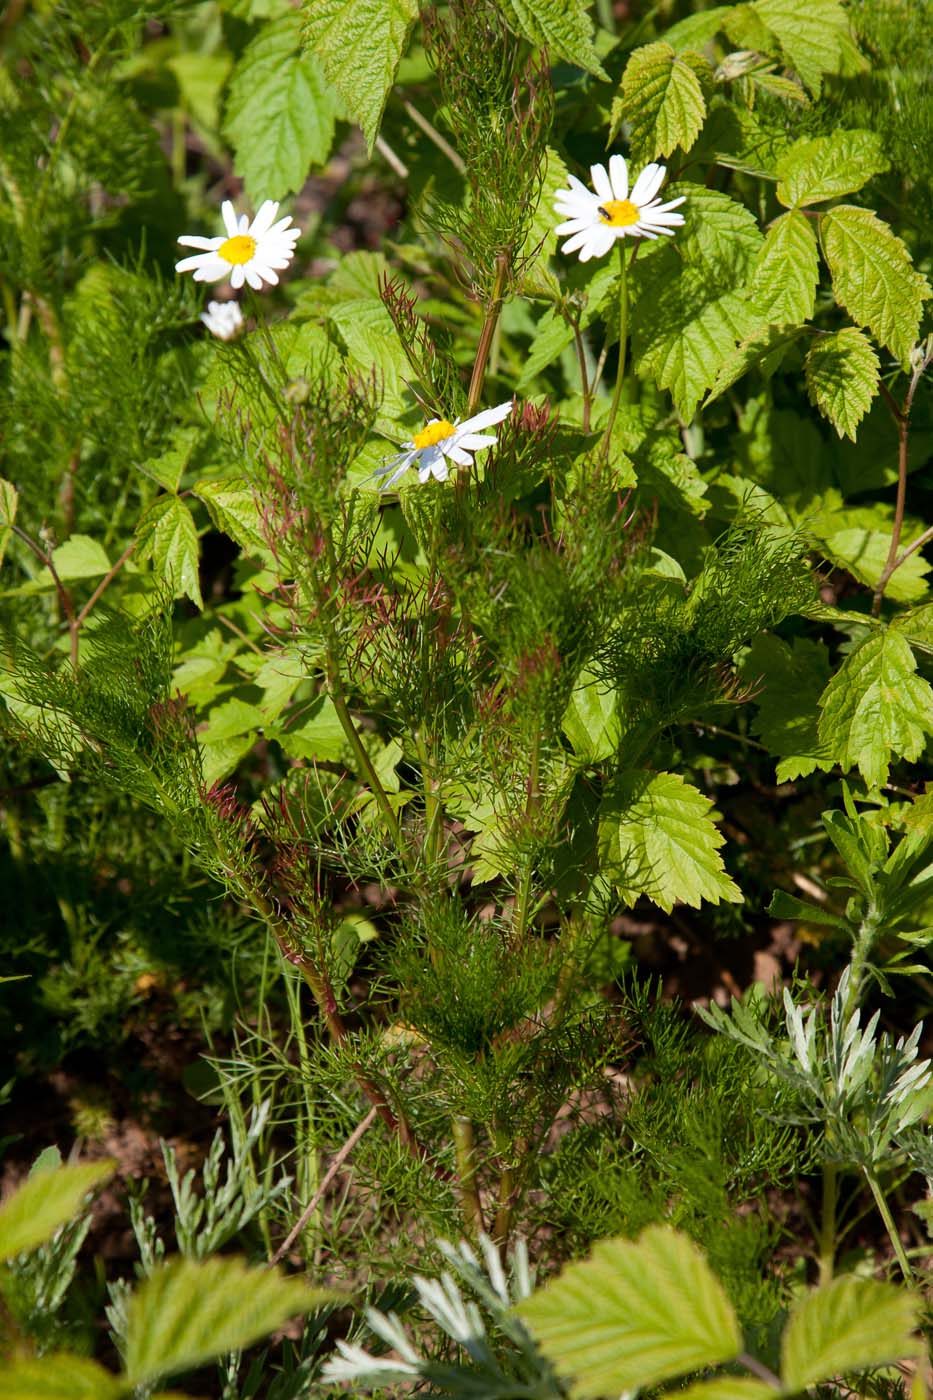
[199,299,244,341]
[553,155,686,262]
[373,401,514,490]
[175,200,300,291]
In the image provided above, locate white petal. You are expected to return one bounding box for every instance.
[631,163,666,206]
[590,163,613,202]
[252,262,280,285]
[175,252,212,272]
[221,201,239,238]
[566,173,592,198]
[237,213,250,234]
[447,446,473,467]
[268,215,299,237]
[458,401,513,434]
[608,154,629,201]
[453,432,497,451]
[560,229,592,256]
[554,216,593,235]
[230,264,246,290]
[192,261,229,282]
[244,265,265,290]
[177,235,222,250]
[250,200,280,237]
[639,210,685,227]
[641,199,686,220]
[628,224,658,239]
[590,225,617,257]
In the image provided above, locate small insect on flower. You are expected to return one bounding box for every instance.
[199,300,244,341]
[553,155,686,262]
[373,401,514,490]
[175,200,300,290]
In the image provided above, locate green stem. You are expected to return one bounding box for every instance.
[818,1162,837,1286]
[864,1167,914,1283]
[467,252,509,415]
[416,728,443,881]
[452,1116,485,1237]
[512,733,541,941]
[600,241,629,462]
[324,648,404,853]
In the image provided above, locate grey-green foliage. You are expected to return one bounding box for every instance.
[321,1233,562,1397]
[700,968,932,1171]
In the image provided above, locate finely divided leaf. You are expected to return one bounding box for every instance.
[598,770,741,912]
[817,629,933,789]
[776,129,888,208]
[225,14,338,200]
[125,1256,330,1385]
[753,0,851,95]
[821,206,931,365]
[517,1226,742,1398]
[0,1160,115,1261]
[499,0,607,79]
[805,328,880,441]
[614,42,707,160]
[302,0,417,151]
[781,1276,919,1391]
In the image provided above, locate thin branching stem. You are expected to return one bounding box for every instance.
[864,1168,915,1283]
[268,1106,378,1268]
[570,312,591,432]
[873,354,930,615]
[468,252,510,414]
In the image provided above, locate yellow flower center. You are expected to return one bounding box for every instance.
[218,234,257,265]
[412,419,455,449]
[597,199,640,228]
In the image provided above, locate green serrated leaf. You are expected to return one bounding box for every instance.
[748,208,819,323]
[821,206,931,365]
[194,478,267,555]
[705,324,805,405]
[272,694,349,762]
[677,1381,776,1400]
[815,526,930,604]
[741,633,833,779]
[598,770,741,912]
[49,535,111,582]
[302,0,417,151]
[781,1276,919,1391]
[562,667,620,763]
[125,1255,330,1385]
[0,1160,115,1261]
[327,298,411,416]
[499,0,607,79]
[776,129,888,208]
[817,629,933,789]
[0,1355,122,1400]
[0,476,18,568]
[226,14,338,200]
[805,328,880,441]
[638,285,760,421]
[752,0,850,95]
[613,42,707,160]
[135,495,203,609]
[517,1226,742,1398]
[663,8,732,52]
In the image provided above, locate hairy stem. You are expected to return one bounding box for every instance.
[864,1167,914,1283]
[600,241,630,462]
[452,1116,485,1236]
[269,1106,378,1268]
[571,313,591,432]
[467,252,509,414]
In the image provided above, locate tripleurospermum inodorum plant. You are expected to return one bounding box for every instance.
[2,0,933,1394]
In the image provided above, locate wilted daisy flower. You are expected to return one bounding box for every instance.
[553,155,685,262]
[199,300,244,341]
[176,200,300,290]
[373,401,513,490]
